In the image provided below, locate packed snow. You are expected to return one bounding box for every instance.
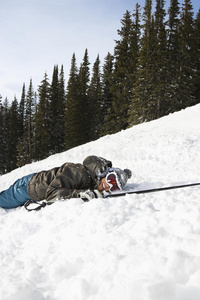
[1,104,200,300]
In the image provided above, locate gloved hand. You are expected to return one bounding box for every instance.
[79,189,102,201]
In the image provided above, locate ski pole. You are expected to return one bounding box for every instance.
[104,182,200,198]
[24,182,200,210]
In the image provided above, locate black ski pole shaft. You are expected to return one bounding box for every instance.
[105,182,200,198]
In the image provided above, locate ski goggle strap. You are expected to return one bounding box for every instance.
[105,171,122,192]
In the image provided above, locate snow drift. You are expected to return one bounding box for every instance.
[0,104,200,300]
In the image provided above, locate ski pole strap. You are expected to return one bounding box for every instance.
[24,199,53,211]
[105,182,200,198]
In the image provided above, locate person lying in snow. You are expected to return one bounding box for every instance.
[0,155,132,209]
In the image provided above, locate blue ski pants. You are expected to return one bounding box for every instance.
[0,173,36,209]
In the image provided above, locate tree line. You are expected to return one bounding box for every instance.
[0,0,200,174]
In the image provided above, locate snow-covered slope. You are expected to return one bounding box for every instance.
[1,104,200,300]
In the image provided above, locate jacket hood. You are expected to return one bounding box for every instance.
[83,155,112,185]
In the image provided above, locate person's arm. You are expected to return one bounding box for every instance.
[46,187,103,202]
[45,164,95,202]
[45,162,104,202]
[46,187,84,201]
[45,173,83,201]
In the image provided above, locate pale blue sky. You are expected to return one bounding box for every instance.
[0,0,199,101]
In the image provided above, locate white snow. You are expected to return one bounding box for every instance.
[1,104,200,300]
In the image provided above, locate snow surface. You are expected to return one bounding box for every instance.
[1,104,200,300]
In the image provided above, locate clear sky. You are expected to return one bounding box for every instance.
[0,0,199,102]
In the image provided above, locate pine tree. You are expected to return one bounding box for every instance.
[18,84,26,137]
[100,52,114,136]
[127,3,142,124]
[129,0,155,124]
[168,0,181,60]
[0,96,2,172]
[178,0,196,108]
[65,53,83,149]
[152,0,168,117]
[110,10,135,132]
[58,65,66,151]
[88,54,102,140]
[130,3,141,85]
[26,79,36,162]
[167,0,181,112]
[78,49,91,143]
[193,9,200,103]
[48,65,66,154]
[34,72,51,160]
[6,98,20,172]
[0,95,6,174]
[49,65,60,154]
[2,98,9,171]
[17,79,35,166]
[130,0,167,122]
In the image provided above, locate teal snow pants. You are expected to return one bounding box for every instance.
[0,173,36,209]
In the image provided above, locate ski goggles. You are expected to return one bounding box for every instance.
[105,171,121,192]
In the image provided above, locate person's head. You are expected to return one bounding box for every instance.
[97,168,132,193]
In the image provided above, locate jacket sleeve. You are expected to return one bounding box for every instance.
[45,186,83,201]
[45,165,92,202]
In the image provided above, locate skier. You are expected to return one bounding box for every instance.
[0,155,132,209]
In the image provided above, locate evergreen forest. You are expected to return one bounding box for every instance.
[0,0,200,174]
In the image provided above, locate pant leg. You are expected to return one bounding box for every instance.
[0,173,36,209]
